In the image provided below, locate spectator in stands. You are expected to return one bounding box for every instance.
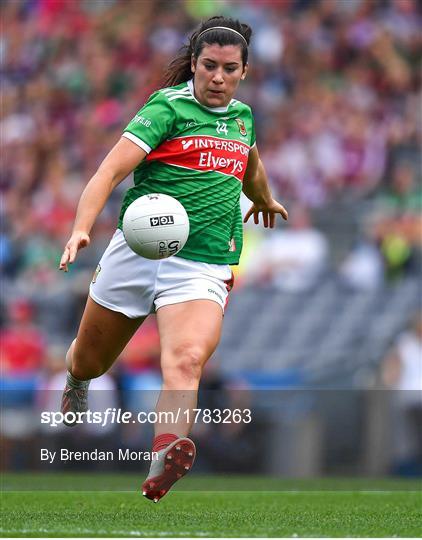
[1,299,46,469]
[245,204,329,291]
[382,312,422,474]
[377,162,422,214]
[1,299,46,376]
[373,162,421,280]
[119,316,161,377]
[339,217,385,291]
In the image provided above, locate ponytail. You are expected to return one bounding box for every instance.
[162,43,193,87]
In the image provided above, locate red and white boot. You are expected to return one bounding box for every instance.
[142,438,196,503]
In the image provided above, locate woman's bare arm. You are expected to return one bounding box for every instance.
[59,137,147,271]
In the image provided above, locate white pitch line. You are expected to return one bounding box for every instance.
[0,528,210,537]
[5,489,420,494]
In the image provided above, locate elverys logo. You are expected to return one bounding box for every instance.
[150,216,175,227]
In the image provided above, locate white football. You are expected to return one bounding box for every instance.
[122,193,189,259]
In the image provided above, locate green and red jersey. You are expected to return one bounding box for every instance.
[118,80,256,265]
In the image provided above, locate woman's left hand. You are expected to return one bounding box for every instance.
[243,199,289,228]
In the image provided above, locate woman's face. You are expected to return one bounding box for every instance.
[191,44,247,108]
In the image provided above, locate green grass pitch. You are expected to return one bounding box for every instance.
[1,474,421,537]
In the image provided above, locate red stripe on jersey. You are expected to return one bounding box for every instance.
[146,136,250,182]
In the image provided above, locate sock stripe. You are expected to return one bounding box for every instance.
[152,433,178,453]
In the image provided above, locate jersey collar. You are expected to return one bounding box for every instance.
[187,79,232,113]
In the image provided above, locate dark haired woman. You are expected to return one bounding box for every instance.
[59,16,288,502]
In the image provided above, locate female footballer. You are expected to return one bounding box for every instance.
[59,15,288,502]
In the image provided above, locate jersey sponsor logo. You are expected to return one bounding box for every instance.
[146,135,250,181]
[181,140,194,150]
[184,137,249,156]
[150,215,175,227]
[198,152,244,176]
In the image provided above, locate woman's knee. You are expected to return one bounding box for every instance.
[161,344,207,387]
[67,340,109,380]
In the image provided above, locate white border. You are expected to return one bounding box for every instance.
[122,132,152,154]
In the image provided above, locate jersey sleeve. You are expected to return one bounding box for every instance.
[249,109,256,148]
[123,91,175,153]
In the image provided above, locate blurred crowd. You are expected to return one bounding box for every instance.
[1,2,421,387]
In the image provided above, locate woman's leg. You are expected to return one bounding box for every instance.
[155,299,224,437]
[68,296,146,380]
[61,296,146,421]
[142,299,223,502]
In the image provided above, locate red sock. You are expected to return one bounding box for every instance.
[152,433,178,453]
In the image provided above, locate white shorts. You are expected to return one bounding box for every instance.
[89,229,234,318]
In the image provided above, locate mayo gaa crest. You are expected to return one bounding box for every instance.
[235,118,247,136]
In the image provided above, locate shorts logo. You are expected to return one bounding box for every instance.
[235,118,247,136]
[92,264,101,283]
[208,288,224,303]
[150,215,175,226]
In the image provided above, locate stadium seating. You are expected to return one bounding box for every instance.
[216,275,420,387]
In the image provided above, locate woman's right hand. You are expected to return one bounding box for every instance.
[59,231,90,272]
